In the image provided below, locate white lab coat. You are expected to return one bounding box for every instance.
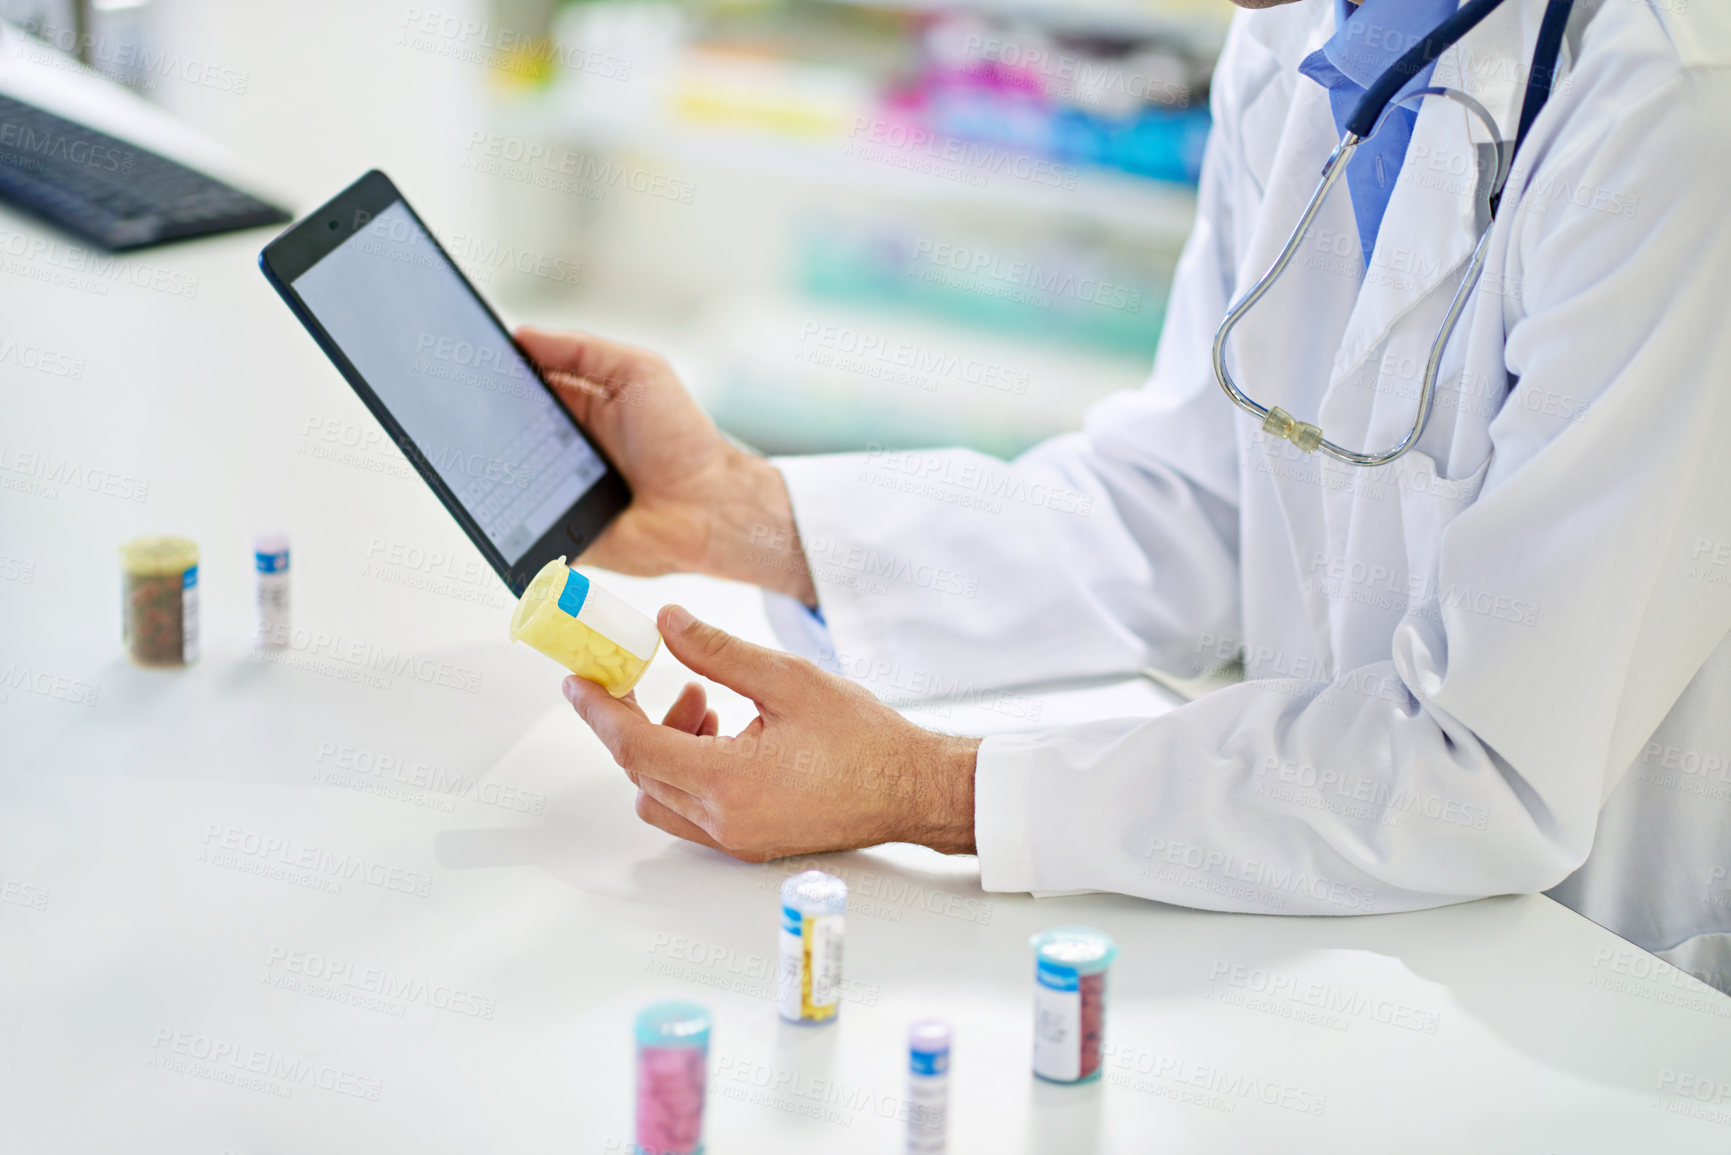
[768,0,1731,988]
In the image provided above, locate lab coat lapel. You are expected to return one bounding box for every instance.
[1230,24,1359,677]
[1231,4,1333,201]
[1235,13,1341,284]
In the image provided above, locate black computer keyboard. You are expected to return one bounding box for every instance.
[0,91,288,250]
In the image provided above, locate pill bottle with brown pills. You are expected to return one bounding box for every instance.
[121,536,200,667]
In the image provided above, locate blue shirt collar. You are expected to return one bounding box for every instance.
[1296,0,1462,266]
[1306,0,1461,99]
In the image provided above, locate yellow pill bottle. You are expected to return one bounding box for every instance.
[509,557,661,697]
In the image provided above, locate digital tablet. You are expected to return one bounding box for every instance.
[259,169,629,596]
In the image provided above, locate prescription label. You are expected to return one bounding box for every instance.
[181,565,200,665]
[808,913,843,1012]
[778,906,843,1022]
[906,1050,950,1154]
[255,547,289,649]
[1033,959,1081,1082]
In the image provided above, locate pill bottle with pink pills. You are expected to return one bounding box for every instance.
[635,1001,711,1155]
[1029,926,1117,1084]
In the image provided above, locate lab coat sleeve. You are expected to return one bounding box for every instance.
[767,23,1254,698]
[760,592,844,674]
[975,70,1731,906]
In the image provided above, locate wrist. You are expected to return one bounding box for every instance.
[703,451,818,605]
[909,733,980,855]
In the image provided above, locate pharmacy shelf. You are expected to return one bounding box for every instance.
[506,285,1155,457]
[511,99,1200,246]
[812,0,1233,51]
[681,290,1156,455]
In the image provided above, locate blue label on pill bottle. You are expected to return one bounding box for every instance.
[910,1049,949,1077]
[1036,958,1079,991]
[558,569,590,617]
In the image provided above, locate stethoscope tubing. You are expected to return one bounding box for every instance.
[1210,0,1533,468]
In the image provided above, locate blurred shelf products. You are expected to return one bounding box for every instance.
[687,293,1154,457]
[549,0,1217,186]
[482,0,1222,454]
[884,9,1213,184]
[810,0,1230,46]
[797,213,1168,357]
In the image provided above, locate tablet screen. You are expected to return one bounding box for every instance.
[291,200,605,565]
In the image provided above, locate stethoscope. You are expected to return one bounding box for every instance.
[1211,0,1577,467]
